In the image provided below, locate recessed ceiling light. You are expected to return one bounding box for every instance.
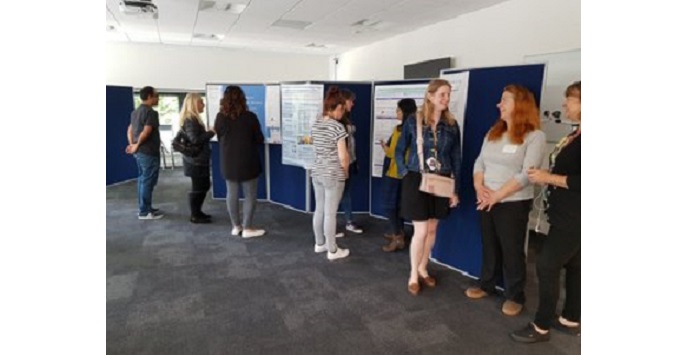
[199,1,248,14]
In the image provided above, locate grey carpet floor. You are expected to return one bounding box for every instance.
[107,169,580,355]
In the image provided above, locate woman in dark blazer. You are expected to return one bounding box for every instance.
[214,86,266,238]
[511,81,581,343]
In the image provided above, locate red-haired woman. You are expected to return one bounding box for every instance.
[465,85,546,317]
[310,86,351,261]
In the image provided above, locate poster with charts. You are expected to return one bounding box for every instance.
[371,84,427,177]
[439,71,470,144]
[281,84,324,169]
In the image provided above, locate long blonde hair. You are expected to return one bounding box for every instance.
[417,79,457,126]
[179,93,205,128]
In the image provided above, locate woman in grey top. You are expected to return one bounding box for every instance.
[311,87,351,261]
[465,85,546,317]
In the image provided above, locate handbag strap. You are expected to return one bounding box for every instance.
[416,116,425,173]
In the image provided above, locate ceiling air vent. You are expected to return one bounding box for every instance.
[271,19,312,30]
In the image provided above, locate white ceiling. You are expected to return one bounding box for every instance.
[106,0,509,55]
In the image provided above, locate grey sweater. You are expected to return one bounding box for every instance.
[473,130,546,202]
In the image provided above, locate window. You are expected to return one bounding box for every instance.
[133,91,206,153]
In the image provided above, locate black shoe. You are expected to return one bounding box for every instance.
[190,215,211,224]
[150,207,161,213]
[198,211,212,219]
[510,323,550,343]
[552,319,580,336]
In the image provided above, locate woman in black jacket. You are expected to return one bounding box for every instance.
[179,93,215,223]
[214,86,266,238]
[510,81,581,343]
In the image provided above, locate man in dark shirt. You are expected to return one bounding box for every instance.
[126,86,163,220]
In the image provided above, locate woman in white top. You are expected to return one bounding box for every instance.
[465,85,546,317]
[310,87,351,261]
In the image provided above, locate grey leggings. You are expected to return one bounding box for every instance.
[226,178,258,229]
[312,176,345,253]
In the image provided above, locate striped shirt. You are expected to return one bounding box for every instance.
[311,117,348,181]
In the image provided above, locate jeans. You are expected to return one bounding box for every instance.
[135,153,160,215]
[339,173,354,223]
[312,176,345,253]
[226,178,258,228]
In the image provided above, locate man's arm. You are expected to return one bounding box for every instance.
[127,124,134,145]
[126,125,153,154]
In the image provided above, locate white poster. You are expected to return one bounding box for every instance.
[281,84,324,169]
[265,84,281,144]
[440,71,470,143]
[206,84,223,128]
[371,84,428,178]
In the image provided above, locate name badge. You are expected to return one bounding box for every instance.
[502,144,518,154]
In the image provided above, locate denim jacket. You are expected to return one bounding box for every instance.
[395,115,462,193]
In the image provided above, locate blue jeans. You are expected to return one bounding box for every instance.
[135,153,160,215]
[339,173,353,223]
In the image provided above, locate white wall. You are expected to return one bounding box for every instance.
[106,42,332,90]
[337,0,580,80]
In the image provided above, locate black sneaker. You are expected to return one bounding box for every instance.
[552,319,580,336]
[190,215,211,224]
[510,323,550,343]
[198,211,212,219]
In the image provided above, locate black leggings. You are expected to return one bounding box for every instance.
[191,175,210,193]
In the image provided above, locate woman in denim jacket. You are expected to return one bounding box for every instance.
[395,79,462,296]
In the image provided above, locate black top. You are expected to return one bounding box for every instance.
[547,134,581,228]
[214,111,264,182]
[182,117,215,177]
[130,104,160,157]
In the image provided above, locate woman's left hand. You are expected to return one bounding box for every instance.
[449,194,459,208]
[476,190,501,212]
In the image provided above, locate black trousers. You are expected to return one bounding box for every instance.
[478,199,531,304]
[534,224,581,330]
[189,175,211,216]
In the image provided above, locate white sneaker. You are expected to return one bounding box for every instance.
[231,226,242,236]
[335,232,345,238]
[327,247,350,261]
[314,244,327,253]
[138,212,164,220]
[242,229,266,238]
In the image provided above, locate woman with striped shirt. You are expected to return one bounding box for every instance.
[311,87,351,261]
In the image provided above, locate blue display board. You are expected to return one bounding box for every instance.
[431,64,546,276]
[106,85,137,186]
[308,82,373,213]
